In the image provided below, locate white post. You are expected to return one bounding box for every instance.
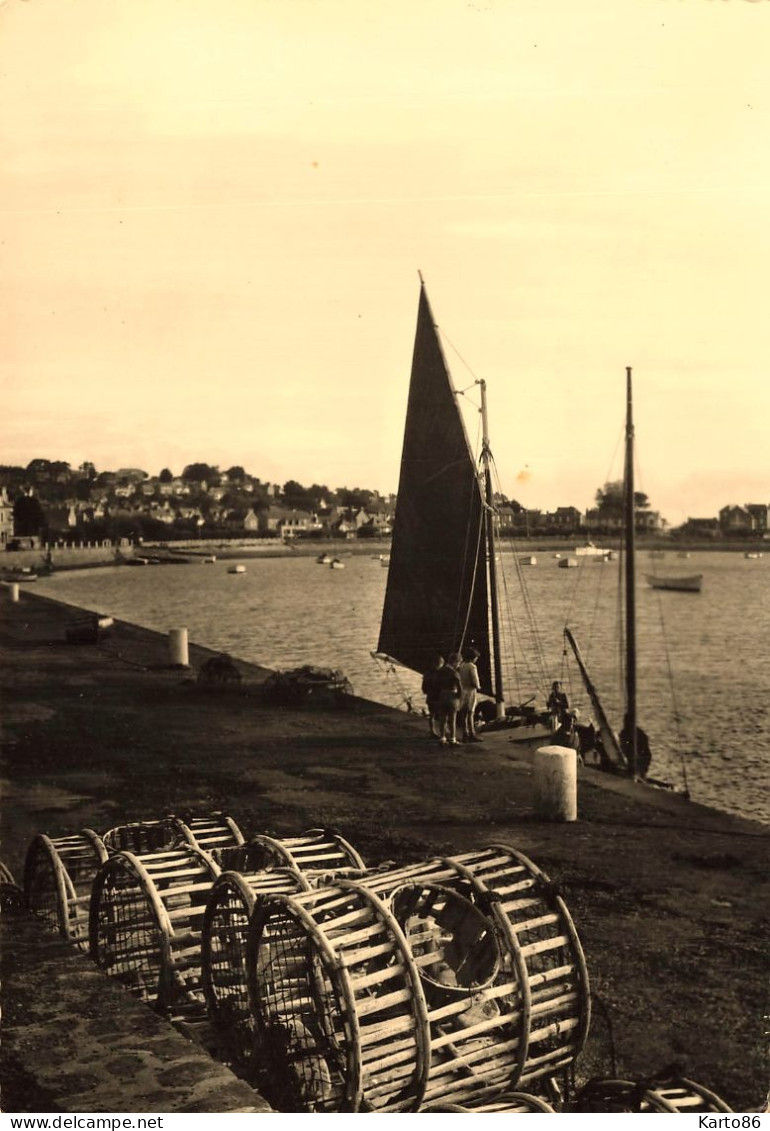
[533,745,578,822]
[9,582,20,603]
[169,627,189,667]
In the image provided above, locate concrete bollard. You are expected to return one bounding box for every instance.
[8,583,20,603]
[169,627,189,667]
[533,745,578,822]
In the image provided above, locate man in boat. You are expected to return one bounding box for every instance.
[421,654,444,739]
[619,714,652,779]
[457,646,483,743]
[547,681,570,730]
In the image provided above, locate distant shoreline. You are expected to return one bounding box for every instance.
[2,535,765,574]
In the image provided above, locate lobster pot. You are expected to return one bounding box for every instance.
[443,844,590,1089]
[388,882,527,1110]
[201,867,310,1072]
[241,828,365,879]
[178,814,245,854]
[102,818,187,855]
[103,813,243,856]
[89,845,220,1014]
[421,1091,555,1112]
[572,1077,733,1113]
[359,847,588,1093]
[23,831,107,949]
[247,881,431,1113]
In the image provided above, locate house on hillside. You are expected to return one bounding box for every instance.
[257,505,316,537]
[551,506,583,532]
[0,488,14,549]
[746,503,768,533]
[680,517,720,539]
[719,504,754,534]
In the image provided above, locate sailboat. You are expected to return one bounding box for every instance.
[376,277,517,722]
[564,368,681,788]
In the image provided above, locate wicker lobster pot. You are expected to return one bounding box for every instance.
[572,1077,733,1113]
[421,1092,555,1112]
[23,830,108,949]
[358,846,589,1095]
[89,844,220,1014]
[102,818,188,855]
[234,828,365,879]
[442,844,590,1090]
[201,866,310,1072]
[247,880,432,1112]
[103,813,244,856]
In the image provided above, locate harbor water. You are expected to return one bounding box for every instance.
[32,549,768,825]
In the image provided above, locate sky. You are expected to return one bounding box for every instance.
[1,0,768,526]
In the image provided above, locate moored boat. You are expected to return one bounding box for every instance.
[565,367,687,791]
[228,564,246,574]
[375,276,552,742]
[646,573,703,593]
[744,551,763,560]
[558,557,579,570]
[329,558,345,570]
[316,553,333,564]
[2,567,38,582]
[574,543,608,557]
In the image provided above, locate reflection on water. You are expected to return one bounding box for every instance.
[35,550,768,824]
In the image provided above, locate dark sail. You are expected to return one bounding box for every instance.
[377,283,492,692]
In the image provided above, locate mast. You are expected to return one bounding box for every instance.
[624,366,638,777]
[478,379,505,718]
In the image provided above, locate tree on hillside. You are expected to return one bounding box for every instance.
[282,480,316,510]
[595,480,650,518]
[159,468,174,483]
[337,487,370,510]
[182,463,220,486]
[13,495,45,536]
[225,465,246,483]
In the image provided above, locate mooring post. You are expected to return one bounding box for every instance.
[533,745,578,822]
[168,627,189,667]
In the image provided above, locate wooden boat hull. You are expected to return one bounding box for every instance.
[646,574,702,593]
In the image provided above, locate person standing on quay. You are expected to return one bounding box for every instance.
[458,646,482,743]
[421,654,444,739]
[435,652,462,746]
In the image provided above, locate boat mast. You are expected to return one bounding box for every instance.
[624,365,638,777]
[478,379,505,718]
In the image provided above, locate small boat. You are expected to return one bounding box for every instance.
[677,551,691,559]
[558,557,579,569]
[744,552,764,560]
[552,553,561,559]
[2,567,38,582]
[317,553,333,564]
[379,554,391,567]
[228,564,246,574]
[203,555,217,564]
[519,555,537,566]
[574,542,608,557]
[329,558,345,570]
[647,574,703,593]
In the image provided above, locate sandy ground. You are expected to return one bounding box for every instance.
[1,586,768,1111]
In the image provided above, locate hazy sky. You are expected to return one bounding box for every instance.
[2,0,768,524]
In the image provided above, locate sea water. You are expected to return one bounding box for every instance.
[33,550,768,825]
